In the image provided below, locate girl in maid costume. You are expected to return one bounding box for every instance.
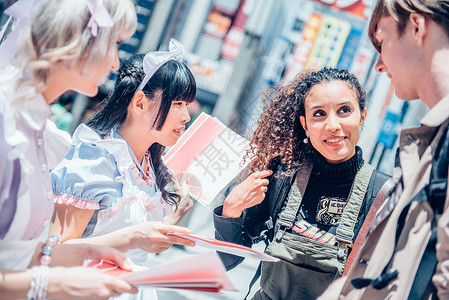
[49,39,197,300]
[0,0,140,299]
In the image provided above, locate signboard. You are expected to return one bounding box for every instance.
[313,0,373,19]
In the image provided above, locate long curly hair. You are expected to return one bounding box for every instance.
[243,67,367,176]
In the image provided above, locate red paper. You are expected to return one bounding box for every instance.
[169,233,279,262]
[87,252,237,293]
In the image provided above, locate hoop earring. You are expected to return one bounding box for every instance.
[303,131,309,144]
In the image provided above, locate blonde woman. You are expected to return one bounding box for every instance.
[0,0,140,299]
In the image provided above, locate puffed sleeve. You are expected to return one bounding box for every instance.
[51,141,123,210]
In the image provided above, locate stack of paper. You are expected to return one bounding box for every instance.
[164,112,250,205]
[88,252,238,293]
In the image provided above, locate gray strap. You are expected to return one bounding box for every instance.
[335,163,375,245]
[276,157,313,229]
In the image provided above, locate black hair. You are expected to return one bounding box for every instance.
[296,67,367,117]
[86,53,197,207]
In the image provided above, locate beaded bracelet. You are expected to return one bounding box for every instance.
[40,235,59,266]
[27,235,60,300]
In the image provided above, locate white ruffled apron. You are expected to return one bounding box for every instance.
[94,169,165,300]
[75,125,169,300]
[92,166,167,263]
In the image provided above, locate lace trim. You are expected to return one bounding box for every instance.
[54,194,100,210]
[97,192,166,221]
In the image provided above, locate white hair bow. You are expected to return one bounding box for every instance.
[87,0,113,37]
[136,39,185,92]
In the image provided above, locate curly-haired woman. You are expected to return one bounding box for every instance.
[214,68,390,299]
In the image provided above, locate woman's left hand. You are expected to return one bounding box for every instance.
[50,243,134,271]
[222,169,273,218]
[129,222,195,253]
[164,172,194,225]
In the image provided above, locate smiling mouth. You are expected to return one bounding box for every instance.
[325,137,347,143]
[174,128,184,135]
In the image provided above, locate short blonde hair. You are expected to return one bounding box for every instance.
[10,0,136,105]
[368,0,449,52]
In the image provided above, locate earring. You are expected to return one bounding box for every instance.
[303,131,309,144]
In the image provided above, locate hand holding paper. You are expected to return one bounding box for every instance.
[164,113,250,205]
[169,232,279,262]
[88,252,238,293]
[124,222,195,253]
[164,173,194,225]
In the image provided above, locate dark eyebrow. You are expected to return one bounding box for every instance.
[310,101,352,110]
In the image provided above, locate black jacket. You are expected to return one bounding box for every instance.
[213,158,391,270]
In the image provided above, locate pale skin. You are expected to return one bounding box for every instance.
[119,91,193,225]
[1,241,138,299]
[49,90,195,253]
[373,13,449,108]
[0,35,141,298]
[0,267,138,300]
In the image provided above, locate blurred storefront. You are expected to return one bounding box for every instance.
[1,0,428,175]
[136,0,427,176]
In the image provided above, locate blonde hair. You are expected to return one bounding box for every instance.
[7,0,136,107]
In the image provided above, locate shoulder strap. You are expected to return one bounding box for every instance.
[274,157,313,242]
[408,227,439,300]
[276,157,313,231]
[335,163,375,245]
[343,177,394,276]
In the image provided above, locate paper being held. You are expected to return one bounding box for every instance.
[164,112,250,205]
[87,251,237,293]
[169,232,279,262]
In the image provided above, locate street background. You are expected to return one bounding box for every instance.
[3,0,432,298]
[30,0,429,177]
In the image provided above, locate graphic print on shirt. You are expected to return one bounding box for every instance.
[315,196,347,226]
[292,219,337,246]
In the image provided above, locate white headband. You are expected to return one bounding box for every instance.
[136,38,185,92]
